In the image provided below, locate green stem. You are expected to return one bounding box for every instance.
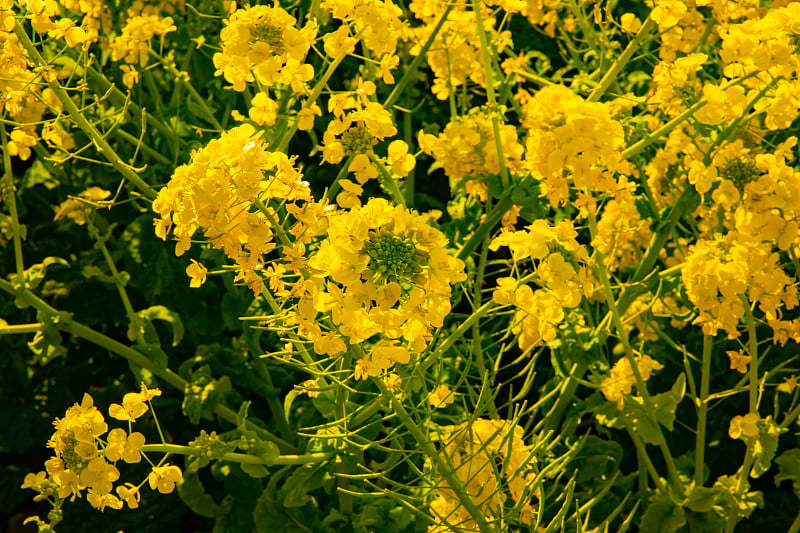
[253,359,293,441]
[142,444,332,465]
[0,277,296,452]
[0,126,25,280]
[743,297,759,413]
[469,0,510,189]
[383,4,454,111]
[95,233,141,341]
[0,323,43,334]
[374,378,494,533]
[589,215,683,498]
[588,17,655,103]
[694,334,713,486]
[371,154,406,207]
[276,34,357,153]
[13,24,158,200]
[53,55,179,156]
[149,50,223,130]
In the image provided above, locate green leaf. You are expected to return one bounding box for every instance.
[177,470,222,518]
[139,305,184,346]
[282,464,327,508]
[241,462,269,478]
[775,448,800,499]
[571,435,622,485]
[751,416,785,478]
[653,373,686,432]
[684,486,722,513]
[640,492,686,533]
[183,365,233,424]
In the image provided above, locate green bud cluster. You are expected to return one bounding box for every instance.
[721,157,760,192]
[363,229,425,283]
[250,23,285,54]
[60,433,89,472]
[341,125,377,156]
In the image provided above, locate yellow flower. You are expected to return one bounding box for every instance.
[148,464,183,494]
[428,385,455,408]
[105,429,145,463]
[726,349,751,374]
[116,483,141,509]
[87,489,123,512]
[729,413,760,440]
[109,392,149,422]
[386,140,415,178]
[186,260,208,288]
[248,92,278,126]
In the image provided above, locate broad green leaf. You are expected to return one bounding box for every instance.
[640,492,686,533]
[684,486,722,513]
[751,416,784,478]
[183,365,232,424]
[177,469,222,518]
[775,448,800,499]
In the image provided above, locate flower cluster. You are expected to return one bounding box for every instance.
[301,198,465,378]
[21,386,180,516]
[428,419,536,532]
[418,108,524,186]
[152,124,311,294]
[110,15,176,67]
[601,355,663,408]
[519,85,632,208]
[212,4,317,93]
[491,219,594,351]
[681,232,797,338]
[321,0,409,84]
[408,0,512,99]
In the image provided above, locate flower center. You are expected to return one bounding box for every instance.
[363,229,423,283]
[721,157,759,192]
[250,23,285,54]
[341,125,376,156]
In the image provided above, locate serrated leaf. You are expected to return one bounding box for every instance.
[282,465,326,508]
[751,417,784,478]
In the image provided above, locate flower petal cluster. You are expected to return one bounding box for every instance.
[681,232,797,338]
[419,108,524,184]
[21,394,138,511]
[110,15,176,67]
[409,0,511,99]
[491,219,594,351]
[601,355,664,409]
[520,85,631,208]
[212,5,317,93]
[153,124,311,293]
[301,198,465,378]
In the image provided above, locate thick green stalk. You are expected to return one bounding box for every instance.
[589,216,683,498]
[0,277,296,452]
[743,297,759,413]
[0,127,25,280]
[383,4,454,111]
[469,0,510,189]
[374,379,494,533]
[694,334,714,486]
[588,17,655,103]
[142,444,332,465]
